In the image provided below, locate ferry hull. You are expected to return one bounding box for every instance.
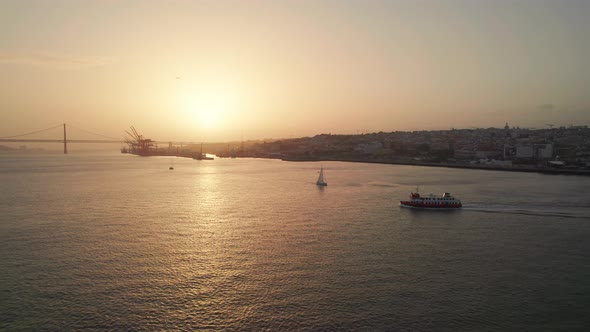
[400,201,462,209]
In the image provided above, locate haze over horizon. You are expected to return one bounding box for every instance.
[2,0,589,142]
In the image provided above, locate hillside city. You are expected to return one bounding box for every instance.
[219,124,590,172]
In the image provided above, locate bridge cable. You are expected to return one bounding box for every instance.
[65,123,122,141]
[0,124,64,139]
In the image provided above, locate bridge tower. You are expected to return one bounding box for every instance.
[63,123,67,154]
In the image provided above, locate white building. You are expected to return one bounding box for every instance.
[515,143,553,159]
[534,143,553,159]
[516,145,534,158]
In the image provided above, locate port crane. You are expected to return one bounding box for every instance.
[123,126,155,154]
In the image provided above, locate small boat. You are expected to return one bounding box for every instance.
[316,166,327,186]
[193,143,214,160]
[193,154,214,160]
[400,188,461,209]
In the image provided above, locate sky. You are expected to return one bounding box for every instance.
[1,0,589,142]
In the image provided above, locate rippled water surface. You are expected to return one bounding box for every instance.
[1,153,590,330]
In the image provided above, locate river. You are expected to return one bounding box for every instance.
[1,152,589,330]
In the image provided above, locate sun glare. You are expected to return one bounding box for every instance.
[196,98,221,127]
[180,90,235,130]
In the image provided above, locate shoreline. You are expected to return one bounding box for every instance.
[280,156,590,176]
[120,151,590,176]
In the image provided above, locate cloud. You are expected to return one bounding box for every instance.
[0,51,115,69]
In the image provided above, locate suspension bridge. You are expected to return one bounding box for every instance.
[0,123,198,154]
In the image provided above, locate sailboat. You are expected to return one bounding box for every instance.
[316,166,327,186]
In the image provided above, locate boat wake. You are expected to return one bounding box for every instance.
[368,181,398,188]
[461,203,590,219]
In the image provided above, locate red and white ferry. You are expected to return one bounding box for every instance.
[400,189,462,209]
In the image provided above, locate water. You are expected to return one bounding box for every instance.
[1,153,590,330]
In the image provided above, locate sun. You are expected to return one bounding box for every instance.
[193,93,229,129]
[199,109,217,127]
[183,92,231,129]
[176,83,239,131]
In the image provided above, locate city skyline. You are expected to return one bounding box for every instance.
[2,0,590,142]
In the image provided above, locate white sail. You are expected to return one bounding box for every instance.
[316,166,327,186]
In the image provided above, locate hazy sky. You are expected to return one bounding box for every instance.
[1,0,589,142]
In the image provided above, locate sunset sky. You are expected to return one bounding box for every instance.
[1,0,589,142]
